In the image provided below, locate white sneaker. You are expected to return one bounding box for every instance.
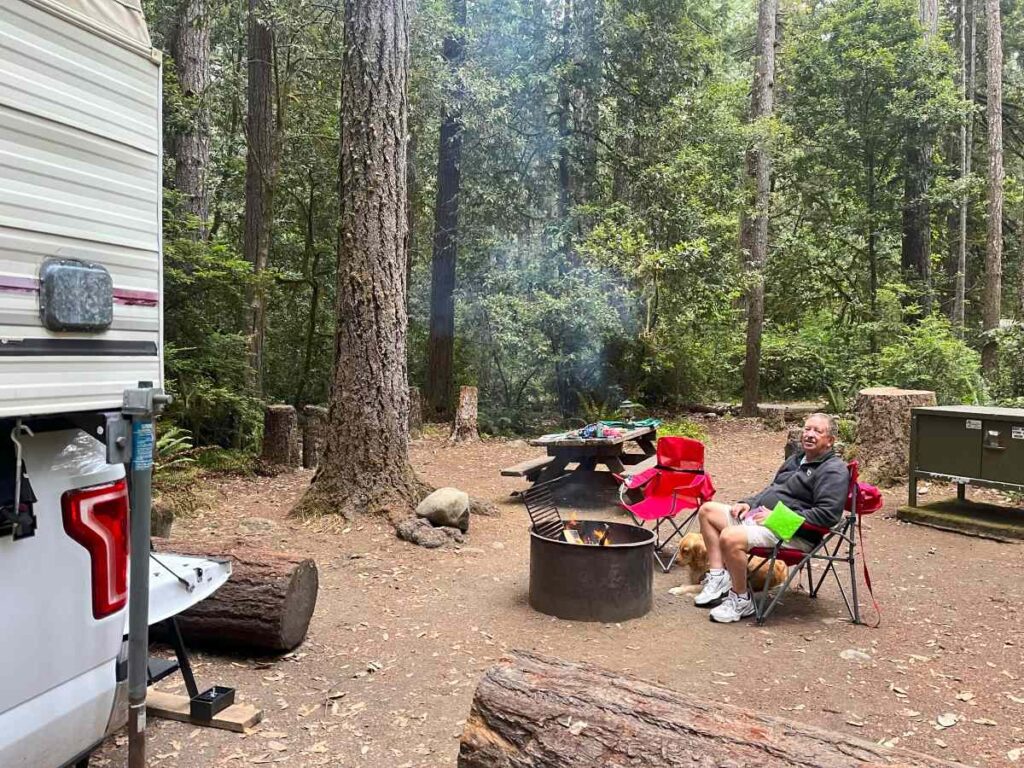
[710,591,756,623]
[693,571,732,607]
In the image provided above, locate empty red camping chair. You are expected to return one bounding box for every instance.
[617,436,716,572]
[746,460,884,625]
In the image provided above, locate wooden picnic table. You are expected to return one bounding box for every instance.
[516,426,657,485]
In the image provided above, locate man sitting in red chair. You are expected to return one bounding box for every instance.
[694,413,849,623]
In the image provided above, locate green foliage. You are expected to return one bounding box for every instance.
[144,0,1018,447]
[836,418,857,444]
[576,392,618,423]
[165,336,264,449]
[153,426,202,519]
[991,324,1024,403]
[657,418,709,444]
[825,385,849,415]
[155,425,196,474]
[873,317,985,404]
[754,333,830,401]
[194,447,257,475]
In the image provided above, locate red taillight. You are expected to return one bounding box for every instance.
[62,479,130,619]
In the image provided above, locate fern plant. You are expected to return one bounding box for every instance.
[155,425,196,474]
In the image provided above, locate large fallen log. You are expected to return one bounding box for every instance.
[459,651,972,768]
[153,538,318,653]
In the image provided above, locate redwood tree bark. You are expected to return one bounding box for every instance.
[170,0,210,238]
[424,0,467,422]
[739,0,777,417]
[901,141,932,311]
[243,0,275,395]
[983,0,1003,376]
[292,0,422,519]
[952,0,976,330]
[900,0,938,316]
[556,0,573,262]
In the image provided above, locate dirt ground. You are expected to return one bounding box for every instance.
[95,419,1024,767]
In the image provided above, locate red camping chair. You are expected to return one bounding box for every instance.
[616,437,716,572]
[746,460,883,625]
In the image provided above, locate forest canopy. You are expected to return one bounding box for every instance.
[148,0,1024,447]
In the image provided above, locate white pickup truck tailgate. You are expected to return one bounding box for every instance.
[145,552,232,626]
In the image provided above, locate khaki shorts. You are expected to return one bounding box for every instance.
[721,507,814,553]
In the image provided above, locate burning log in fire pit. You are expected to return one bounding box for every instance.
[529,519,655,623]
[560,516,611,546]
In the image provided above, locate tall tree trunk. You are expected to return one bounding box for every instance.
[209,15,246,241]
[953,0,975,330]
[243,0,275,395]
[868,148,879,353]
[556,0,573,263]
[424,0,467,422]
[170,0,210,238]
[982,0,1003,376]
[1019,204,1024,318]
[292,0,422,519]
[295,179,321,408]
[406,131,417,305]
[575,0,602,206]
[900,0,939,316]
[739,0,778,417]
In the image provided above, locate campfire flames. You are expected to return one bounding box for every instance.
[562,515,612,546]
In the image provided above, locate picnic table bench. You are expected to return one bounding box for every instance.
[501,426,657,486]
[500,455,555,482]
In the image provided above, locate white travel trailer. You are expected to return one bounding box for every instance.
[0,0,163,417]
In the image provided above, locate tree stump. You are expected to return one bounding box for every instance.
[302,405,328,469]
[153,538,318,653]
[758,403,787,430]
[261,405,299,469]
[409,385,423,438]
[854,387,936,484]
[448,386,479,443]
[459,651,970,768]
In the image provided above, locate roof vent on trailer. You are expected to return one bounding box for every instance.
[38,258,114,332]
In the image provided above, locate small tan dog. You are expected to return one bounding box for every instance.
[670,532,789,595]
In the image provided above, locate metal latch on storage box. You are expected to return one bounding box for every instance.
[983,430,1006,451]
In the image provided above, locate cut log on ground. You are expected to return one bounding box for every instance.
[153,538,318,653]
[261,404,299,469]
[854,387,936,484]
[449,385,480,443]
[680,402,733,415]
[459,651,971,768]
[302,405,328,468]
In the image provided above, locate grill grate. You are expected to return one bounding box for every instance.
[522,482,564,540]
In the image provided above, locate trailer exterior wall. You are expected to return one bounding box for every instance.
[0,0,162,418]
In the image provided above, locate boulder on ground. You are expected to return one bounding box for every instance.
[416,487,470,532]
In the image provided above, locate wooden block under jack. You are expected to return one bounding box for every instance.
[146,688,263,732]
